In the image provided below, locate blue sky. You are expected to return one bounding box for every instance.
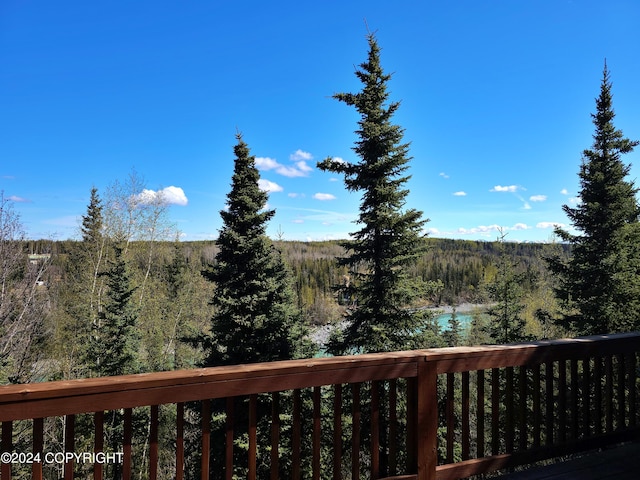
[2,1,640,242]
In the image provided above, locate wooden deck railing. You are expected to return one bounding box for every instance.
[1,333,639,479]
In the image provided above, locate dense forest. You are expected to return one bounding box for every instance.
[1,234,567,384]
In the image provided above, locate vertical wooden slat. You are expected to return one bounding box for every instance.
[532,364,541,449]
[123,409,132,480]
[248,394,257,480]
[64,414,75,480]
[352,383,361,480]
[545,361,554,446]
[149,405,159,480]
[461,371,470,460]
[477,370,485,458]
[312,387,321,480]
[271,392,280,480]
[519,366,527,450]
[225,397,234,480]
[558,359,567,442]
[32,418,43,480]
[389,379,398,475]
[570,359,578,439]
[333,384,342,480]
[2,421,12,480]
[505,367,513,454]
[292,389,301,480]
[371,381,380,478]
[419,359,438,480]
[446,372,455,463]
[201,400,210,480]
[491,368,500,455]
[593,357,602,435]
[176,403,184,480]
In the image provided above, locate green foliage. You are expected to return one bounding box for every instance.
[89,245,141,377]
[549,64,640,335]
[318,34,430,354]
[484,233,530,344]
[202,135,310,366]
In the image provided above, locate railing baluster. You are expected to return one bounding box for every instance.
[201,400,210,480]
[123,408,132,480]
[406,377,417,472]
[149,405,158,480]
[225,397,233,480]
[388,379,398,476]
[248,394,257,480]
[333,384,342,480]
[271,391,280,480]
[313,387,321,480]
[176,403,184,480]
[352,383,361,480]
[477,370,485,458]
[94,411,104,480]
[64,414,75,480]
[461,371,470,460]
[32,418,43,480]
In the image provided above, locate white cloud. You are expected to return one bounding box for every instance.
[512,223,530,231]
[313,193,336,201]
[290,149,313,161]
[453,191,467,196]
[7,195,30,203]
[288,192,305,198]
[331,156,346,164]
[136,186,188,206]
[523,202,532,210]
[530,195,547,202]
[455,223,531,236]
[560,188,569,195]
[291,219,304,224]
[439,172,450,179]
[256,155,312,178]
[258,179,283,193]
[490,185,519,192]
[537,222,565,229]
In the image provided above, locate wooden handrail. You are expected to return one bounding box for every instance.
[0,332,639,480]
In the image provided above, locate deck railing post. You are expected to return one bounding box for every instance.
[417,356,438,480]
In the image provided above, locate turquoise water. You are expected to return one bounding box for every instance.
[434,312,473,330]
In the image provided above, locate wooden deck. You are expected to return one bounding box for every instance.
[494,441,640,480]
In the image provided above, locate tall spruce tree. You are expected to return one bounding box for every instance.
[548,63,640,335]
[318,34,430,354]
[203,134,308,367]
[89,245,140,376]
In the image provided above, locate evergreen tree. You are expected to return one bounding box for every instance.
[203,134,308,367]
[318,33,430,354]
[548,64,640,335]
[89,245,140,376]
[485,233,529,344]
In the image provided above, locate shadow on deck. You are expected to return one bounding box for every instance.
[494,441,640,480]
